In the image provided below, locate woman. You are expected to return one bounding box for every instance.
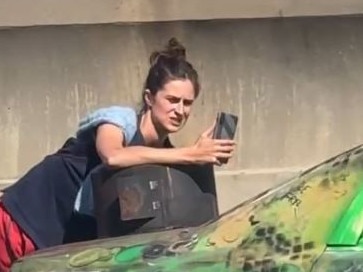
[0,38,235,271]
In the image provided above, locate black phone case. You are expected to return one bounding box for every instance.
[213,112,238,140]
[212,112,238,164]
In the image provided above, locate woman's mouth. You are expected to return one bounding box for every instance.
[170,118,182,126]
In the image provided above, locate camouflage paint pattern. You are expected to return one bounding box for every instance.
[11,145,363,272]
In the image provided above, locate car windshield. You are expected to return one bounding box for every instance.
[12,144,363,272]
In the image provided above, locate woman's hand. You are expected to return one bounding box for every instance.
[190,123,236,166]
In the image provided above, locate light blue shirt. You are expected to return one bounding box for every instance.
[74,106,138,216]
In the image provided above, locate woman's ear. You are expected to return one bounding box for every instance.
[144,89,153,108]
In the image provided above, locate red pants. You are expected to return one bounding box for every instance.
[0,202,36,272]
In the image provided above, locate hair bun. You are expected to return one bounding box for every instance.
[165,37,186,60]
[149,37,186,66]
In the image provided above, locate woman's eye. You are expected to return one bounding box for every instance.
[168,98,180,103]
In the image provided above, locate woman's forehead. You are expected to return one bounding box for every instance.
[160,79,195,99]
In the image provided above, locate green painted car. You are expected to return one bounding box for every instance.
[11,144,363,272]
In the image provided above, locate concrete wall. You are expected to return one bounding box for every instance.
[1,0,363,27]
[2,16,363,212]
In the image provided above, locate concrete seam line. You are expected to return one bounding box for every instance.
[215,167,306,176]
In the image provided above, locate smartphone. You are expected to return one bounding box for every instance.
[212,112,238,164]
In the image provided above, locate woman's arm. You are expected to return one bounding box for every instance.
[96,124,194,168]
[96,124,234,168]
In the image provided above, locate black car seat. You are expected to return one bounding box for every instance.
[92,164,218,238]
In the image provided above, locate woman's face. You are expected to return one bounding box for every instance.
[147,79,196,134]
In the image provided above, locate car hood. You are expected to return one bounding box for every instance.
[11,144,363,272]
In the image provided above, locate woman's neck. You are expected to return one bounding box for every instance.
[139,110,168,147]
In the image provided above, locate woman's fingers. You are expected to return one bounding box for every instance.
[212,139,236,153]
[213,158,222,166]
[215,152,234,158]
[215,141,236,150]
[213,139,236,146]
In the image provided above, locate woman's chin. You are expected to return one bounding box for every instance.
[165,123,183,133]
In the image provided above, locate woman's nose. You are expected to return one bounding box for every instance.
[175,101,184,115]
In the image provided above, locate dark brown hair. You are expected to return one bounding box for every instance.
[141,38,200,111]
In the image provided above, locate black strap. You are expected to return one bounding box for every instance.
[129,113,173,148]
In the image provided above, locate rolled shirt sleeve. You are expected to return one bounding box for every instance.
[76,106,137,145]
[74,106,138,215]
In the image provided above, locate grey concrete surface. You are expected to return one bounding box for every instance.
[215,169,300,213]
[1,0,363,27]
[1,16,363,210]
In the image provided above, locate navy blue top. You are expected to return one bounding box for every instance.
[1,106,138,249]
[1,138,95,248]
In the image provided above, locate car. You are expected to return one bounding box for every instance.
[10,144,363,272]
